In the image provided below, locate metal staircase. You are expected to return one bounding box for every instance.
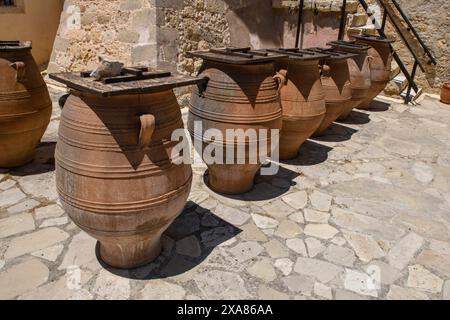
[293,0,437,104]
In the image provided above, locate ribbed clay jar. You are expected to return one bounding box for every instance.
[355,36,394,109]
[275,59,326,160]
[56,90,192,269]
[0,41,51,167]
[188,61,282,194]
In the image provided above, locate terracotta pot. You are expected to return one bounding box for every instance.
[355,36,395,109]
[329,42,372,120]
[313,59,352,137]
[441,82,450,104]
[275,58,326,160]
[188,61,282,194]
[0,41,51,167]
[56,90,192,269]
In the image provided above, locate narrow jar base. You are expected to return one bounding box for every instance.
[206,165,259,195]
[99,237,162,269]
[312,102,348,137]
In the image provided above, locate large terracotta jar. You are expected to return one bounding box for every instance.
[271,50,328,160]
[0,41,52,167]
[188,50,284,194]
[328,41,372,120]
[354,36,395,109]
[313,50,354,137]
[441,82,450,105]
[50,71,201,269]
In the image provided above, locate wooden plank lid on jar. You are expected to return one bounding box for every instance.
[353,35,396,44]
[327,40,372,54]
[261,47,331,61]
[49,66,206,97]
[302,47,359,63]
[0,40,32,52]
[187,47,287,65]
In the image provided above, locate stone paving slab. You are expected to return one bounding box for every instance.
[0,89,449,300]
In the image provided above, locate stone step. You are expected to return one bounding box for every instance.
[347,24,378,38]
[348,13,369,27]
[400,86,423,102]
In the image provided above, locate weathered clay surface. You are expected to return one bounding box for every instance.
[188,60,282,194]
[56,89,192,269]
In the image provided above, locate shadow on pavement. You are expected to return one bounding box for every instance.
[282,140,333,167]
[98,202,242,280]
[310,123,358,143]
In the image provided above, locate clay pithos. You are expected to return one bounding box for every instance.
[274,58,326,160]
[313,59,352,137]
[328,42,372,120]
[355,36,395,109]
[49,69,203,269]
[188,60,283,194]
[339,54,372,119]
[0,41,52,167]
[440,82,450,105]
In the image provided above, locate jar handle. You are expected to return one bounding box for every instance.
[320,64,331,77]
[273,70,287,95]
[197,75,210,97]
[10,62,26,82]
[139,114,156,149]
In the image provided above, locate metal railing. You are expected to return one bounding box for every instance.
[354,0,437,104]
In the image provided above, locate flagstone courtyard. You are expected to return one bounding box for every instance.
[0,87,449,300]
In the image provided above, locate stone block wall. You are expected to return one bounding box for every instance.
[157,0,232,75]
[0,0,64,70]
[48,0,449,96]
[49,0,357,75]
